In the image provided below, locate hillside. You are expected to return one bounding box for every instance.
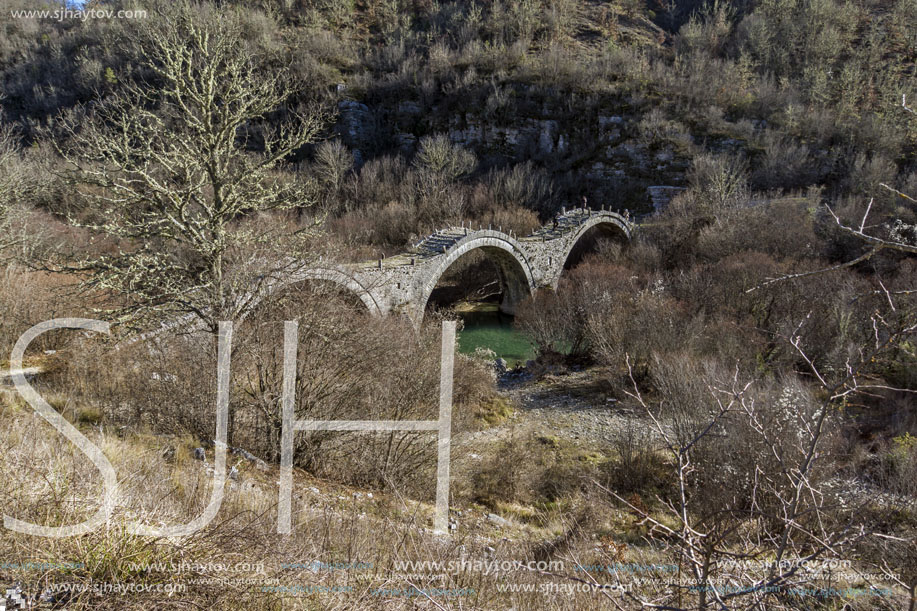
[0,1,916,610]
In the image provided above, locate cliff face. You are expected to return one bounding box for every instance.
[337,91,691,214]
[3,0,912,219]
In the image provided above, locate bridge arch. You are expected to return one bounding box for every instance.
[416,232,536,322]
[556,213,631,278]
[268,267,384,317]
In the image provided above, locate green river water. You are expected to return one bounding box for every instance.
[454,303,535,366]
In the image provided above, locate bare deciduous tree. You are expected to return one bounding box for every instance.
[413,135,477,226]
[53,2,330,333]
[603,104,917,603]
[0,115,26,254]
[752,97,917,290]
[595,352,878,610]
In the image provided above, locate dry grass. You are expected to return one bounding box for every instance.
[0,388,635,610]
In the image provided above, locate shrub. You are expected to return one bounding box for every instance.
[414,134,477,184]
[586,279,699,376]
[694,198,819,262]
[635,108,692,150]
[684,152,749,219]
[601,419,668,496]
[514,285,581,357]
[674,1,734,58]
[468,431,602,508]
[0,266,83,359]
[749,131,814,191]
[485,161,555,215]
[516,262,639,360]
[64,283,496,499]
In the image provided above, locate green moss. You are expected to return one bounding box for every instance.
[475,396,515,426]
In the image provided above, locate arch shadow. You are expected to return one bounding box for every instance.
[417,235,536,323]
[559,216,631,273]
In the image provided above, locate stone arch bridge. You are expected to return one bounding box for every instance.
[289,208,632,325]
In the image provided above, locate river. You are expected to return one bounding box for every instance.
[454,302,535,366]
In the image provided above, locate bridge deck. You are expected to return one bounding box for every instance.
[349,208,630,271]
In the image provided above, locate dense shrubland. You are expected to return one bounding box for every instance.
[0,0,915,608]
[59,285,495,499]
[3,0,915,226]
[511,142,917,607]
